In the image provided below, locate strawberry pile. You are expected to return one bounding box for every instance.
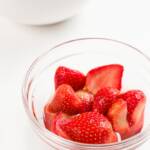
[44,64,146,144]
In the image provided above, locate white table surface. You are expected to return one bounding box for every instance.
[0,0,150,149]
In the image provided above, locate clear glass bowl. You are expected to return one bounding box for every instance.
[22,38,150,150]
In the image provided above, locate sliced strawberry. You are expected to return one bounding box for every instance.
[85,64,124,94]
[120,90,146,126]
[49,84,84,115]
[44,103,70,139]
[44,101,56,131]
[120,90,146,138]
[108,90,146,140]
[93,87,119,114]
[55,66,86,91]
[107,99,129,139]
[50,112,70,139]
[128,100,145,137]
[60,112,117,144]
[76,90,94,112]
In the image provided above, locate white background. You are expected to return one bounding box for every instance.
[0,0,150,149]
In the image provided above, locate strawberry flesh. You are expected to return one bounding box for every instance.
[107,99,129,139]
[50,112,70,139]
[44,102,70,139]
[120,90,146,126]
[86,64,124,94]
[119,90,146,138]
[60,112,117,144]
[55,66,86,91]
[93,87,119,114]
[108,90,146,139]
[76,90,94,112]
[127,100,145,137]
[44,101,56,131]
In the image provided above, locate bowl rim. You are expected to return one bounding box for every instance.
[22,37,150,148]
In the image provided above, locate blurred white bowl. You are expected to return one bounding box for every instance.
[0,0,87,25]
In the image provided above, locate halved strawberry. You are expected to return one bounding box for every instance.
[127,100,145,138]
[107,99,129,139]
[93,87,119,114]
[120,90,146,137]
[44,101,56,131]
[76,90,94,112]
[60,112,118,144]
[108,90,146,139]
[49,84,83,115]
[120,90,146,126]
[50,112,70,139]
[85,64,124,94]
[55,66,86,91]
[44,103,70,139]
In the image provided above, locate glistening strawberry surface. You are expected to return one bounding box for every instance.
[44,101,56,131]
[49,84,92,115]
[85,64,123,94]
[76,90,94,112]
[108,90,146,139]
[49,112,70,139]
[48,84,82,115]
[119,90,146,126]
[44,102,70,139]
[55,66,85,91]
[60,112,117,144]
[93,87,119,114]
[120,90,146,139]
[107,99,129,139]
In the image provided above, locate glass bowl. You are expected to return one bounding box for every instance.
[22,38,150,150]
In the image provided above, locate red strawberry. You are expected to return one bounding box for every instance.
[107,99,129,139]
[44,101,56,131]
[108,90,146,139]
[120,90,146,138]
[93,87,119,114]
[85,64,124,94]
[55,66,85,91]
[76,90,94,112]
[50,112,70,139]
[49,84,83,115]
[128,100,145,137]
[60,112,118,144]
[120,90,146,127]
[44,102,70,139]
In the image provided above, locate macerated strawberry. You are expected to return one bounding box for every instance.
[120,90,146,126]
[44,64,146,143]
[50,112,70,139]
[127,100,145,137]
[55,66,85,91]
[76,90,94,112]
[93,87,119,114]
[49,84,84,115]
[85,64,124,94]
[119,90,146,138]
[44,101,56,131]
[107,99,129,139]
[44,103,70,139]
[108,90,146,139]
[60,112,117,144]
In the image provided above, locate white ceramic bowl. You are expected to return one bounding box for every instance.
[0,0,87,25]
